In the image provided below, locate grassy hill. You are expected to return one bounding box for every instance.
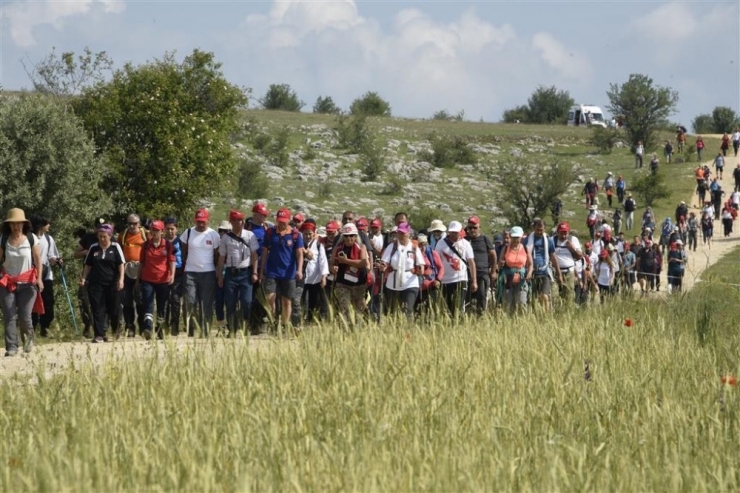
[217,110,720,234]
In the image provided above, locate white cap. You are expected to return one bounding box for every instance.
[448,221,463,233]
[341,223,358,235]
[218,220,232,231]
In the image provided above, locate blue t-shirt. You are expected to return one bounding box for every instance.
[522,234,556,275]
[172,237,183,269]
[248,223,268,257]
[264,227,305,280]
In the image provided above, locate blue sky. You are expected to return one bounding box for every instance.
[1,0,738,125]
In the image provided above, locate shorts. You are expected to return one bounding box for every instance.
[263,277,296,299]
[531,275,552,296]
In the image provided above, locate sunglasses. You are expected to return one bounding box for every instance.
[344,234,357,238]
[128,222,139,226]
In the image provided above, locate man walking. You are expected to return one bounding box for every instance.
[119,213,147,337]
[552,222,582,306]
[465,216,496,315]
[624,193,636,231]
[163,217,184,336]
[523,219,562,311]
[435,221,477,317]
[217,210,259,337]
[182,209,221,336]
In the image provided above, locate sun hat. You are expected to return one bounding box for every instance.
[417,233,428,244]
[429,219,447,232]
[342,223,358,236]
[229,209,245,221]
[150,220,165,231]
[276,208,291,223]
[448,221,463,233]
[194,209,210,222]
[252,203,269,216]
[3,208,31,225]
[510,226,524,238]
[218,220,232,231]
[316,227,327,238]
[397,222,412,234]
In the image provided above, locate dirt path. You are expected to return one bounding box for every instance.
[3,154,740,381]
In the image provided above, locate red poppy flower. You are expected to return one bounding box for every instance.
[721,375,737,386]
[405,333,412,343]
[624,318,633,327]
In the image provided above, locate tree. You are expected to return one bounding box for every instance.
[630,171,670,207]
[502,105,529,123]
[350,91,391,117]
[692,114,714,134]
[335,113,371,153]
[589,126,624,154]
[360,140,386,181]
[73,49,248,220]
[259,83,304,111]
[313,96,340,114]
[606,74,679,151]
[493,159,581,227]
[712,106,740,133]
[432,109,464,121]
[0,94,111,243]
[526,86,574,124]
[21,46,113,99]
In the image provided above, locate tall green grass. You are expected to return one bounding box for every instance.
[4,266,740,491]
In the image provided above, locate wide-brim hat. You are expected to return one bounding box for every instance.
[4,208,30,225]
[429,219,447,232]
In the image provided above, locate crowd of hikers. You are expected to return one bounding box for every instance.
[1,131,740,353]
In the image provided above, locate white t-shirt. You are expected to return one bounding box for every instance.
[38,233,60,281]
[732,131,740,142]
[369,233,384,254]
[382,241,425,291]
[304,239,329,285]
[218,230,259,269]
[553,235,582,270]
[731,191,740,206]
[3,234,40,276]
[183,227,220,273]
[595,261,613,286]
[435,238,474,284]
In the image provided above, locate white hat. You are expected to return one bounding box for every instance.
[218,220,232,231]
[448,221,463,233]
[675,239,683,245]
[429,219,447,232]
[342,223,358,235]
[316,226,327,238]
[510,226,524,238]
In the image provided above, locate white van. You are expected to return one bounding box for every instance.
[568,104,607,128]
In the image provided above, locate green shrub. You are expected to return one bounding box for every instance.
[335,113,371,153]
[427,135,477,168]
[380,173,404,195]
[238,157,269,200]
[350,91,391,117]
[313,96,340,115]
[589,126,623,154]
[259,83,304,112]
[360,140,385,180]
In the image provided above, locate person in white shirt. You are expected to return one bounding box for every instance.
[552,222,582,305]
[434,221,477,316]
[300,220,328,323]
[732,128,740,157]
[182,208,221,336]
[379,222,425,319]
[635,140,644,169]
[594,250,615,304]
[31,215,61,338]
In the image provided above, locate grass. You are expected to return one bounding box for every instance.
[4,245,740,491]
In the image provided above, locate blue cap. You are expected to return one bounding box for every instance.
[510,226,524,238]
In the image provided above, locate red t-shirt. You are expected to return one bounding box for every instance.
[140,240,175,284]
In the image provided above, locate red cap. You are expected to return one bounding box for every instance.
[370,218,382,228]
[252,203,268,216]
[585,241,592,249]
[150,220,165,231]
[300,222,316,232]
[599,250,608,259]
[229,209,245,221]
[467,216,480,225]
[276,208,291,223]
[194,209,209,222]
[356,218,369,231]
[293,213,305,223]
[557,222,570,233]
[326,221,340,233]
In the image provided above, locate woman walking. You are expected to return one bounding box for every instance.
[379,222,425,320]
[594,250,615,304]
[330,223,371,327]
[0,209,43,356]
[81,224,125,342]
[497,226,533,315]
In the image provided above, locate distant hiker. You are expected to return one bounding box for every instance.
[553,222,582,306]
[659,217,673,256]
[733,163,740,191]
[182,208,221,336]
[594,250,615,304]
[522,219,562,312]
[550,197,563,225]
[636,238,658,293]
[163,217,184,336]
[586,205,600,239]
[138,220,176,340]
[732,128,740,157]
[583,178,599,208]
[616,175,626,204]
[624,193,636,231]
[714,152,725,180]
[119,213,147,337]
[721,132,730,157]
[687,212,699,252]
[696,136,705,161]
[301,220,329,324]
[603,172,615,207]
[667,240,686,293]
[664,140,673,164]
[465,216,496,315]
[675,201,688,224]
[701,212,714,246]
[379,222,425,320]
[30,215,61,338]
[721,203,734,237]
[649,154,660,174]
[635,140,644,168]
[612,208,623,236]
[415,234,444,311]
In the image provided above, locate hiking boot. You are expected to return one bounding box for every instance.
[142,330,153,341]
[171,329,179,337]
[114,327,123,340]
[92,336,105,343]
[5,348,18,357]
[126,329,136,338]
[40,327,48,338]
[23,332,34,353]
[83,327,93,339]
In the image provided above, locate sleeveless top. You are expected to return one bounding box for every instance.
[504,245,527,269]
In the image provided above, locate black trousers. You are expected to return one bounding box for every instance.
[166,270,184,334]
[87,283,122,338]
[304,283,326,323]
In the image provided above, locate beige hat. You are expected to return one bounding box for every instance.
[4,208,30,225]
[218,220,232,231]
[429,219,447,232]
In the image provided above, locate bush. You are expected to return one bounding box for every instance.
[380,174,404,195]
[432,109,464,122]
[427,135,477,168]
[238,157,270,200]
[313,96,340,115]
[335,113,371,153]
[409,206,440,233]
[318,181,332,199]
[259,83,304,112]
[301,145,317,161]
[589,126,623,154]
[692,114,714,134]
[265,127,290,168]
[502,105,529,123]
[630,171,670,207]
[350,92,391,117]
[712,106,740,133]
[360,140,385,181]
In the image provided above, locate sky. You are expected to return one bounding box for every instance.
[1,0,738,125]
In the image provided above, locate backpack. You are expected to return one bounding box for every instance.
[121,228,147,244]
[0,233,36,266]
[640,248,656,268]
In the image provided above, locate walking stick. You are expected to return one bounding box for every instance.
[58,263,80,336]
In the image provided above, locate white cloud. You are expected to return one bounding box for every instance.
[1,0,125,47]
[632,3,697,41]
[531,32,592,80]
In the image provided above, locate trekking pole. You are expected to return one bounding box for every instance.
[58,263,80,336]
[378,268,385,324]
